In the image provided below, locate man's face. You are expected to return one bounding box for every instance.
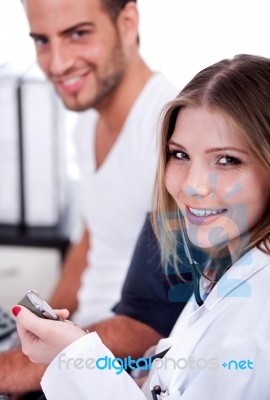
[23,0,127,111]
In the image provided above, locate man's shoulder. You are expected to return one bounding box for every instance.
[146,72,178,101]
[131,73,178,127]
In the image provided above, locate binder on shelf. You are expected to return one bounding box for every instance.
[20,79,65,227]
[0,66,67,228]
[0,78,21,224]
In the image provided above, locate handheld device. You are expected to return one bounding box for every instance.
[18,290,64,321]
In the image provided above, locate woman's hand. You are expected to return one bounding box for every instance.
[12,306,86,365]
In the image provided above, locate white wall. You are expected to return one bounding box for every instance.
[138,0,270,89]
[0,0,35,71]
[1,0,270,88]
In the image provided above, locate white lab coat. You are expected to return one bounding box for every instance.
[41,247,270,399]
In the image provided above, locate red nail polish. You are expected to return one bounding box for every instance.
[12,306,21,317]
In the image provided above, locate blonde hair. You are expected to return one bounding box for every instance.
[153,54,270,270]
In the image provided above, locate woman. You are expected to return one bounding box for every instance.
[13,54,270,399]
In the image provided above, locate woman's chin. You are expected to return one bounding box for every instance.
[186,229,227,250]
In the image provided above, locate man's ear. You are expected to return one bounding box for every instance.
[117,2,139,47]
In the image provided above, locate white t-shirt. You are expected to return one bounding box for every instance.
[72,73,178,326]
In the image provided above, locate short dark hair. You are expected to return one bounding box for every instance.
[101,0,136,21]
[22,0,136,23]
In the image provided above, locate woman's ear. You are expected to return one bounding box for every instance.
[117,2,139,47]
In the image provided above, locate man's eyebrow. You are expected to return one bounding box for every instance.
[29,22,95,39]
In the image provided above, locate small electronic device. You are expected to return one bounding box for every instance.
[18,290,63,321]
[0,308,16,341]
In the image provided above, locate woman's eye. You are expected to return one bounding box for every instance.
[217,155,241,166]
[169,149,189,161]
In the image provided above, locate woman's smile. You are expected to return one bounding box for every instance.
[185,205,228,225]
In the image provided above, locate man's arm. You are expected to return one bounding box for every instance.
[0,348,46,393]
[0,315,162,394]
[91,315,163,359]
[49,228,89,313]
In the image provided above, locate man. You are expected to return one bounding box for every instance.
[0,0,180,397]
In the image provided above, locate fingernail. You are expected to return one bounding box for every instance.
[12,306,22,317]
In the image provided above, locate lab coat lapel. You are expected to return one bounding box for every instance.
[204,247,269,311]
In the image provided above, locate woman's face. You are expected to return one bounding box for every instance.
[165,106,270,254]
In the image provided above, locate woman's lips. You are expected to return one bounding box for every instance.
[185,205,227,226]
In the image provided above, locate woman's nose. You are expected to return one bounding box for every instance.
[183,168,216,200]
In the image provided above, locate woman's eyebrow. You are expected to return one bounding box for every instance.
[205,146,250,155]
[167,140,187,151]
[168,141,250,155]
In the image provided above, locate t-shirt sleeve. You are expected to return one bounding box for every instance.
[112,214,193,337]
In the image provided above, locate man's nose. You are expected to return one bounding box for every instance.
[48,41,74,76]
